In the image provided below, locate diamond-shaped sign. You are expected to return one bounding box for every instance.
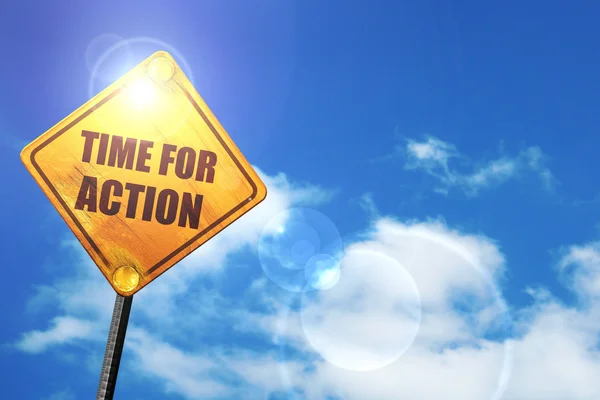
[21,51,267,296]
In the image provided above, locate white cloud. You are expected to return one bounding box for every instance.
[14,170,600,399]
[241,219,600,400]
[504,303,600,399]
[258,218,512,399]
[16,316,100,354]
[401,135,556,196]
[126,328,311,399]
[234,219,600,400]
[45,388,76,400]
[356,192,380,219]
[558,241,600,301]
[407,136,459,166]
[126,328,231,398]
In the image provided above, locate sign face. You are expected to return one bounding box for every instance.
[21,51,267,296]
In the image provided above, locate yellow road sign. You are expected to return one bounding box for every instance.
[21,51,267,296]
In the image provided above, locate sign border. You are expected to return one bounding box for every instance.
[28,80,259,278]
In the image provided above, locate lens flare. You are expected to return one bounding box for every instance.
[125,77,156,110]
[258,208,344,292]
[300,249,422,371]
[304,253,341,290]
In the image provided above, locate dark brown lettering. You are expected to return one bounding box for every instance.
[99,180,122,215]
[81,130,99,163]
[74,176,97,211]
[97,133,110,165]
[107,135,137,169]
[124,183,145,219]
[175,147,196,179]
[178,192,203,229]
[159,144,177,175]
[195,150,217,183]
[155,189,178,225]
[136,140,154,172]
[142,186,157,221]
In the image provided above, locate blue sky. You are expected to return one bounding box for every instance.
[2,1,600,399]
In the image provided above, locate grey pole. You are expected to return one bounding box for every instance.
[96,294,133,400]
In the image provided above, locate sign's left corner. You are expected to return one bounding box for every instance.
[20,138,40,172]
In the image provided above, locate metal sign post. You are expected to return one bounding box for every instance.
[96,294,133,400]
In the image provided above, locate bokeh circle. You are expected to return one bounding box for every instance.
[274,227,513,400]
[258,208,344,293]
[300,248,422,371]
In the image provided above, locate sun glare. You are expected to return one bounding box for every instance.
[126,77,155,109]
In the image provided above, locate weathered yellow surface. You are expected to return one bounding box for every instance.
[21,51,267,296]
